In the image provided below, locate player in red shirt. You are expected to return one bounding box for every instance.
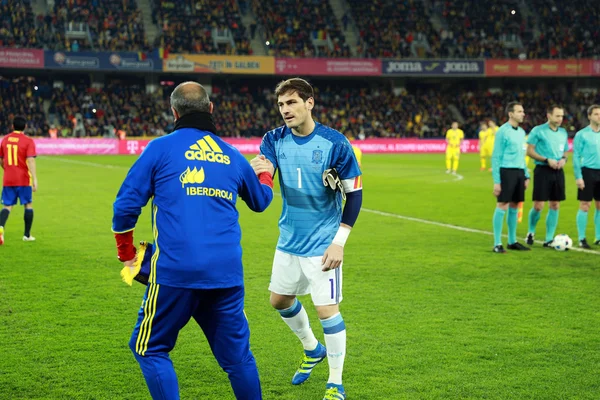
[0,116,38,244]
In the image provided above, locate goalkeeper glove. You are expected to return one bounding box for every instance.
[322,168,346,200]
[120,241,152,286]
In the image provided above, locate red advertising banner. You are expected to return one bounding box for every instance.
[275,58,381,76]
[486,60,592,77]
[593,61,600,76]
[0,48,44,69]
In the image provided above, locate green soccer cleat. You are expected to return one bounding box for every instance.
[291,342,327,385]
[323,383,346,400]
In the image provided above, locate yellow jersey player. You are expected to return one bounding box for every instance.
[445,121,464,174]
[485,120,499,171]
[518,133,531,223]
[479,121,492,171]
[352,145,362,167]
[524,134,531,169]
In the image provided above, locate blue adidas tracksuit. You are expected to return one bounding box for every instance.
[112,114,273,399]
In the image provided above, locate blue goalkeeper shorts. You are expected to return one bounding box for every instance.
[1,186,32,206]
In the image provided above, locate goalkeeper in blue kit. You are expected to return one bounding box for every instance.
[251,78,362,400]
[112,82,273,400]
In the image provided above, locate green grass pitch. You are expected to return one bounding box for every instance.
[1,153,599,399]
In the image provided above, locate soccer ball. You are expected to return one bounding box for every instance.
[552,234,573,251]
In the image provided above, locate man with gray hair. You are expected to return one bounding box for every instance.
[112,81,274,399]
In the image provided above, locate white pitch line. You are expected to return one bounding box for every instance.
[44,157,598,255]
[441,173,464,182]
[361,208,599,255]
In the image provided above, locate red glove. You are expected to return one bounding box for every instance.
[115,230,136,262]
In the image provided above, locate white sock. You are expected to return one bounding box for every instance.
[278,299,318,351]
[321,313,346,385]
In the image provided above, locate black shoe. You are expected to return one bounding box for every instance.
[526,233,535,245]
[579,238,591,249]
[595,240,600,246]
[543,240,554,248]
[508,242,531,251]
[493,245,506,253]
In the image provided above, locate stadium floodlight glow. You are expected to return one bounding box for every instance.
[511,10,516,14]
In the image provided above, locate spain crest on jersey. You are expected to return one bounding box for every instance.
[312,149,323,164]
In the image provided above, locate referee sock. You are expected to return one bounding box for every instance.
[0,208,10,228]
[278,299,319,351]
[595,209,600,241]
[507,207,518,244]
[528,208,541,234]
[546,209,559,242]
[493,208,506,246]
[576,210,588,241]
[24,209,34,237]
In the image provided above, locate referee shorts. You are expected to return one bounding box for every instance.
[578,167,600,202]
[497,168,526,203]
[532,165,565,202]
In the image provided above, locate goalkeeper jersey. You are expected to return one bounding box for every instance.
[260,122,362,257]
[112,124,273,289]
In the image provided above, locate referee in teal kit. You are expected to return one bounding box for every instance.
[573,104,600,248]
[491,101,531,253]
[525,105,569,247]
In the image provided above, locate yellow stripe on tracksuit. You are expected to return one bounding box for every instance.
[135,204,161,356]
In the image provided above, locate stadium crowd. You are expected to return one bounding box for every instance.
[152,0,251,55]
[52,0,149,52]
[0,77,48,137]
[348,0,438,58]
[440,0,529,58]
[456,88,578,135]
[2,0,600,59]
[252,0,350,57]
[528,0,600,59]
[47,82,172,138]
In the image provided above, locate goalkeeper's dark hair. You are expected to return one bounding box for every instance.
[170,81,211,117]
[505,101,522,116]
[275,78,314,102]
[12,115,27,131]
[588,104,600,116]
[546,104,563,114]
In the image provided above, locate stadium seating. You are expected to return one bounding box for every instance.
[0,0,52,49]
[0,77,48,137]
[47,82,173,137]
[346,0,439,58]
[440,0,528,58]
[455,89,577,135]
[152,0,251,55]
[51,0,148,52]
[251,0,351,57]
[529,0,600,59]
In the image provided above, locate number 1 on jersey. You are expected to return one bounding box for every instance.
[7,144,18,166]
[297,167,302,188]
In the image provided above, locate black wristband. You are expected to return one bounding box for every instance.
[543,158,548,163]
